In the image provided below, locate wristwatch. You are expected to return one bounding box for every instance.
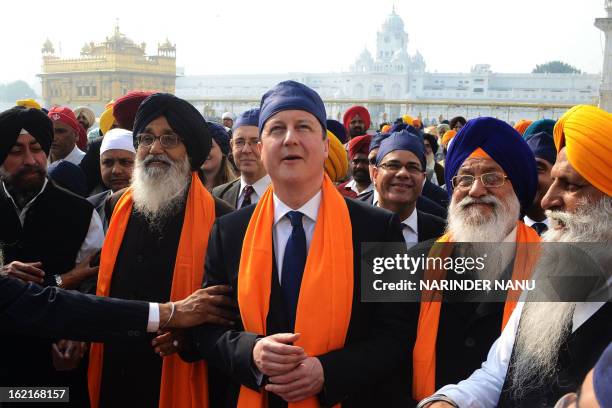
[416,394,458,408]
[54,274,64,288]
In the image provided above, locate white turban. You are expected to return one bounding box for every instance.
[100,128,136,155]
[221,112,236,120]
[74,106,96,129]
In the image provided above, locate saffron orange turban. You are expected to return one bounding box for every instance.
[513,119,532,135]
[441,129,457,147]
[324,130,348,182]
[553,105,612,196]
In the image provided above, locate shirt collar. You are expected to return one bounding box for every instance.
[240,174,271,197]
[402,207,418,233]
[2,178,49,222]
[523,214,549,227]
[273,190,321,225]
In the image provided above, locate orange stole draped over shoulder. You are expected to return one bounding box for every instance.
[88,172,215,408]
[237,174,354,408]
[412,221,540,400]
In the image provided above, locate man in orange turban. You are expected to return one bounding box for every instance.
[513,119,532,136]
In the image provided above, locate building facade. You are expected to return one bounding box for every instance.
[177,7,601,124]
[39,25,176,113]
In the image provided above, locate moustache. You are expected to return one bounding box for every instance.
[458,195,501,210]
[15,165,45,179]
[143,154,173,166]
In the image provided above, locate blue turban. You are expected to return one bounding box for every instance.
[207,122,231,156]
[594,343,612,408]
[48,160,87,197]
[376,130,426,170]
[369,132,390,152]
[259,80,326,135]
[523,119,556,140]
[444,117,537,213]
[526,132,556,165]
[233,108,260,130]
[326,119,347,144]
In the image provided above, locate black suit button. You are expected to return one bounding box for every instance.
[465,337,475,347]
[136,255,144,263]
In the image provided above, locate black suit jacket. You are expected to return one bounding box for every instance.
[416,210,446,242]
[357,190,448,225]
[1,276,148,341]
[185,198,418,408]
[212,178,241,208]
[421,179,449,209]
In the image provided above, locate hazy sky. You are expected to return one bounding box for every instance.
[0,0,607,86]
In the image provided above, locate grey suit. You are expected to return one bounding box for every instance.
[212,178,241,208]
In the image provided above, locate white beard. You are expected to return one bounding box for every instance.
[131,153,191,224]
[510,196,612,397]
[446,193,520,243]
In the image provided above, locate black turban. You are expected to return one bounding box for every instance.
[207,122,231,156]
[132,93,212,170]
[0,106,53,165]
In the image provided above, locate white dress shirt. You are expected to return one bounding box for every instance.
[2,179,104,264]
[523,214,550,228]
[272,191,321,283]
[435,302,607,408]
[373,189,419,248]
[237,174,271,208]
[49,145,85,166]
[345,179,374,196]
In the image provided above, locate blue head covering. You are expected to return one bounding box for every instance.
[594,343,612,408]
[207,122,231,156]
[369,132,390,152]
[444,117,537,213]
[233,108,260,130]
[526,132,556,165]
[326,119,347,144]
[523,119,556,140]
[259,81,326,135]
[376,129,426,170]
[48,160,87,197]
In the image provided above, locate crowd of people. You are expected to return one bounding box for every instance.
[0,80,610,408]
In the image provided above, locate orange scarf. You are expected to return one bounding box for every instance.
[88,172,215,408]
[236,174,353,408]
[412,221,540,400]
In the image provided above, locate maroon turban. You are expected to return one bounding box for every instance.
[347,134,372,159]
[113,91,153,130]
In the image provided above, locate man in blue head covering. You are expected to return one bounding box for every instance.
[524,132,557,235]
[369,130,446,248]
[179,80,416,407]
[213,108,271,209]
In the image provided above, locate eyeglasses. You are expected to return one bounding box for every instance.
[452,172,508,189]
[136,133,182,149]
[378,161,423,175]
[233,139,260,149]
[351,158,370,166]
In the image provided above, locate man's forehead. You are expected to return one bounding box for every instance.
[233,126,259,139]
[15,133,39,145]
[350,114,363,122]
[384,149,420,163]
[458,157,505,174]
[267,110,318,124]
[144,116,174,131]
[551,148,587,182]
[53,121,72,130]
[101,149,135,159]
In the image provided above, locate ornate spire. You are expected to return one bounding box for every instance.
[42,38,55,55]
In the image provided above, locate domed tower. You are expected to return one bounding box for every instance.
[376,6,408,63]
[351,47,374,72]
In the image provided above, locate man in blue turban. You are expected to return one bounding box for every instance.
[368,130,445,248]
[523,132,557,235]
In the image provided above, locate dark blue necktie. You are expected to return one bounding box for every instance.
[281,211,307,329]
[531,222,548,236]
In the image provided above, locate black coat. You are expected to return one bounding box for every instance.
[357,190,448,225]
[421,179,449,209]
[1,276,149,342]
[184,198,419,408]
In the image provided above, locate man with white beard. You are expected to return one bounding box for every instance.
[409,117,541,405]
[419,105,612,408]
[87,93,236,408]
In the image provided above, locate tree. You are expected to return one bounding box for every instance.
[0,80,37,102]
[532,61,581,74]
